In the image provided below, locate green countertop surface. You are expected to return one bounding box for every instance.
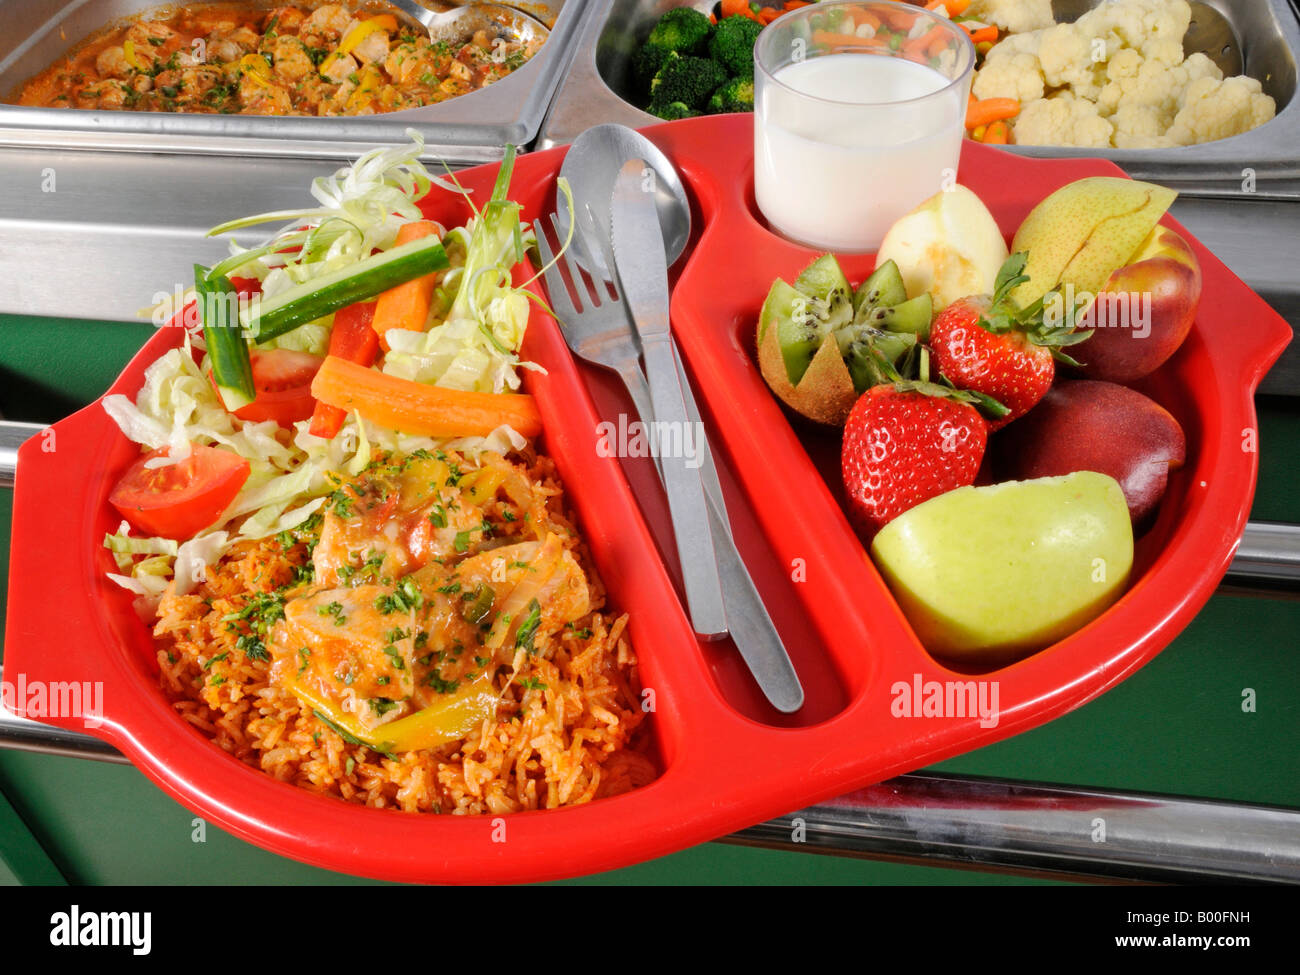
[2,315,1297,886]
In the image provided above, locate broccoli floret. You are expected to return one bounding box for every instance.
[707,76,754,114]
[645,8,714,57]
[709,15,763,79]
[648,100,700,121]
[649,52,728,110]
[633,44,671,94]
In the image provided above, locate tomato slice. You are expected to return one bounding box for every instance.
[230,349,324,427]
[109,445,251,541]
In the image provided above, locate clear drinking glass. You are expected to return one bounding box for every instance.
[754,0,976,252]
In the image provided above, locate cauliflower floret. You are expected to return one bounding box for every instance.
[967,0,1054,35]
[1165,75,1277,145]
[1037,23,1094,90]
[1110,104,1177,148]
[1013,94,1114,148]
[972,49,1045,103]
[1077,0,1191,64]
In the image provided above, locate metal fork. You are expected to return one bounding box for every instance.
[534,207,805,712]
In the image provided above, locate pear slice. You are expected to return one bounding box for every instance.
[1010,176,1177,307]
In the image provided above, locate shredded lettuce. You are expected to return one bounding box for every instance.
[105,133,563,596]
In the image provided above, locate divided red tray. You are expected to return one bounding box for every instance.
[4,115,1290,884]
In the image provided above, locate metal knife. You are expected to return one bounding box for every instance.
[609,159,728,641]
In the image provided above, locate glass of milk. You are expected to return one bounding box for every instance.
[754,0,975,252]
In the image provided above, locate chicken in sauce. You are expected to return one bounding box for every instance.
[9,2,542,116]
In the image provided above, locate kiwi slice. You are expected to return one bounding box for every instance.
[857,293,934,339]
[853,260,907,316]
[833,324,916,393]
[795,254,853,304]
[759,278,830,386]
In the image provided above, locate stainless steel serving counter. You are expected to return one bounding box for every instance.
[540,0,1300,196]
[0,0,584,163]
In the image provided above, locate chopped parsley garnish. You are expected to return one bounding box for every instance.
[517,676,546,691]
[203,651,228,671]
[514,599,542,653]
[297,647,310,676]
[453,530,471,553]
[382,644,406,671]
[426,674,459,694]
[369,697,400,717]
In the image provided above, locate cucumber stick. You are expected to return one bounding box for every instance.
[244,235,450,343]
[195,264,255,411]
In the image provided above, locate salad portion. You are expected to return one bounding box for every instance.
[102,136,653,813]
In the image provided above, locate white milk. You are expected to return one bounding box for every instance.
[754,53,966,252]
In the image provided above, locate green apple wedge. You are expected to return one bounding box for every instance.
[870,471,1133,662]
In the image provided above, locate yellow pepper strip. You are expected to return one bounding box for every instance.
[239,52,272,87]
[122,39,144,71]
[338,15,398,57]
[346,64,384,110]
[459,468,506,506]
[287,672,498,753]
[376,673,498,751]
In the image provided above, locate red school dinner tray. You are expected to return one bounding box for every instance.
[4,115,1291,884]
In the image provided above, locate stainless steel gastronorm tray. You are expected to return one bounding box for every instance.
[538,0,1300,197]
[0,0,584,163]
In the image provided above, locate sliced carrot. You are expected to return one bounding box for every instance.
[926,0,970,14]
[720,0,753,19]
[983,120,1010,144]
[371,220,445,351]
[759,6,780,24]
[812,29,889,51]
[783,0,812,9]
[965,96,1019,129]
[311,355,542,439]
[965,24,998,45]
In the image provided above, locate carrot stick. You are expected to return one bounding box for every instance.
[783,1,812,9]
[812,29,889,50]
[371,220,444,351]
[759,6,780,23]
[311,355,543,439]
[983,120,1010,144]
[965,96,1019,129]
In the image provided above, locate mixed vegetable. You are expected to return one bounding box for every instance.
[105,132,567,604]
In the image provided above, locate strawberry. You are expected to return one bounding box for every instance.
[930,252,1089,431]
[841,382,989,537]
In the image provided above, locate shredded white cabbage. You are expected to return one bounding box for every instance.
[104,133,563,597]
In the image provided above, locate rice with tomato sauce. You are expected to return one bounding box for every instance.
[151,448,655,813]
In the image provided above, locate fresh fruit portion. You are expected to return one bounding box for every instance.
[1073,225,1202,382]
[757,256,926,425]
[1009,176,1177,307]
[871,471,1134,661]
[109,444,251,541]
[993,380,1186,525]
[841,382,989,538]
[929,252,1089,429]
[873,185,1009,313]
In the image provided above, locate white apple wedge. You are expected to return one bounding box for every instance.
[874,184,1008,312]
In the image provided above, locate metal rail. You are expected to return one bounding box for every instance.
[0,672,1294,882]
